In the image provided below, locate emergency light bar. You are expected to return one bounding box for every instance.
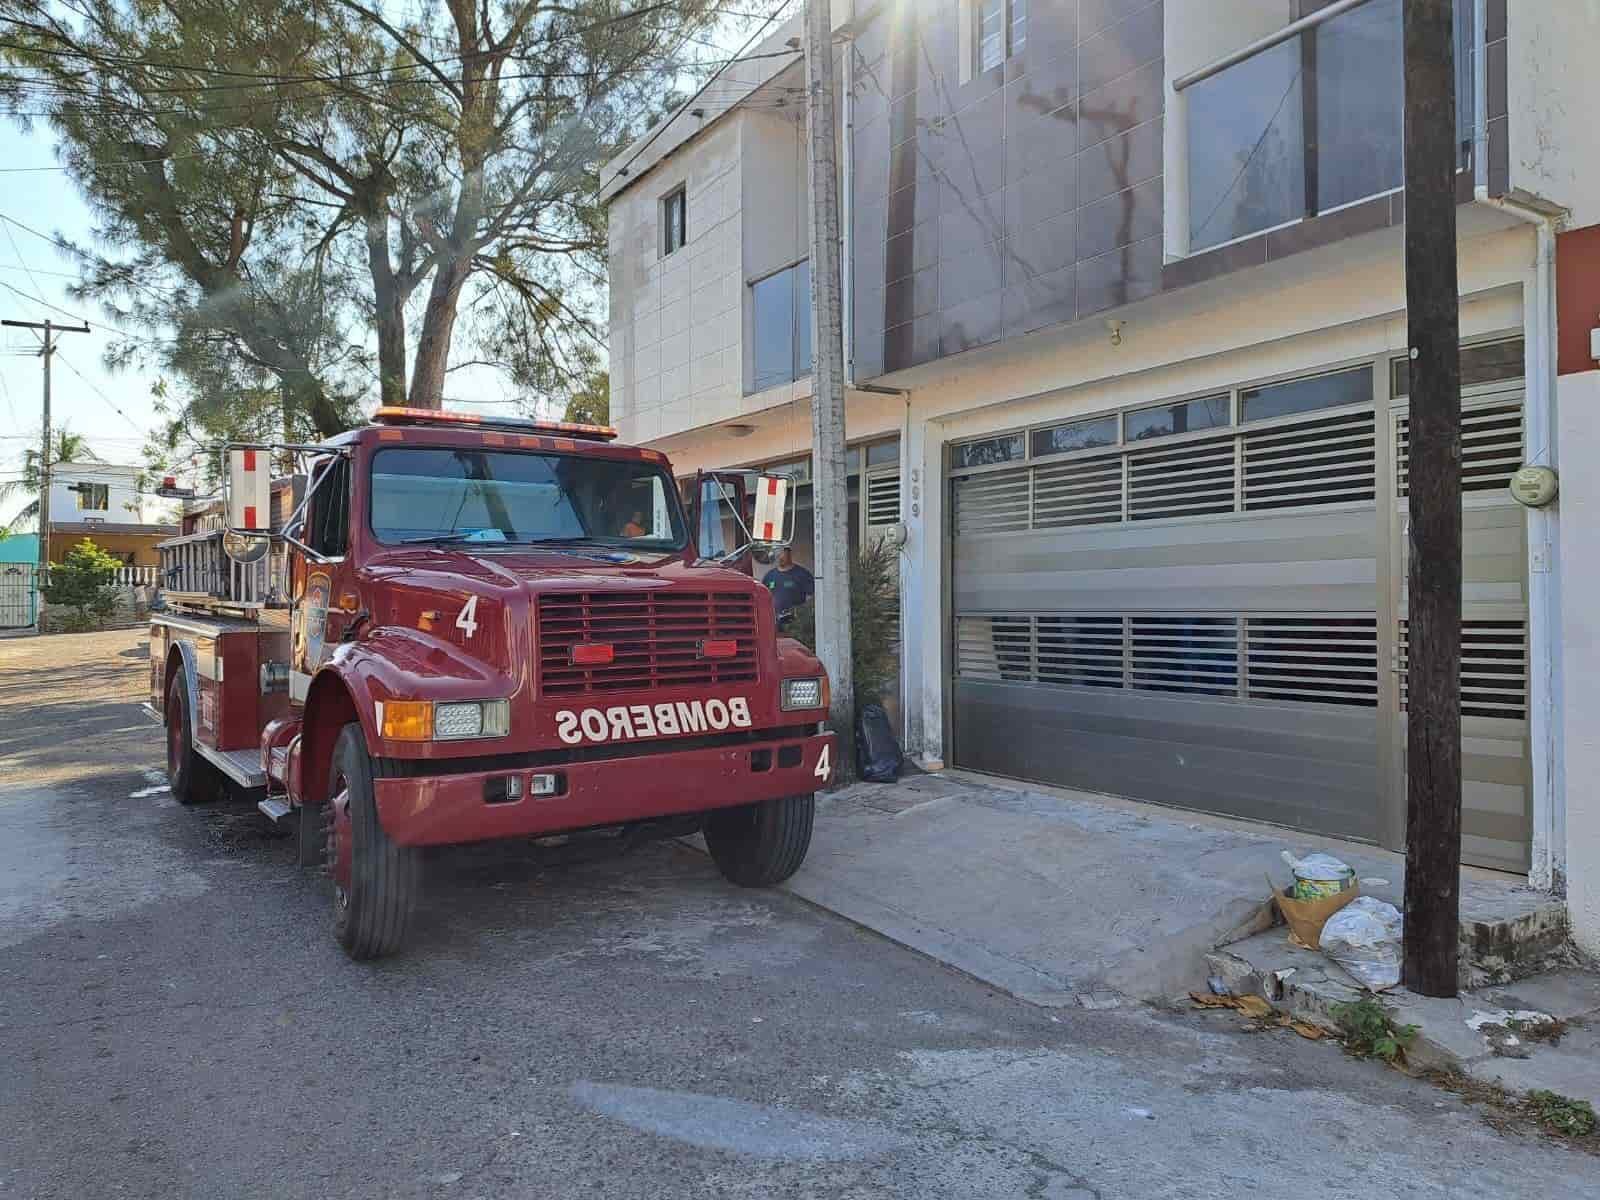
[371,406,619,442]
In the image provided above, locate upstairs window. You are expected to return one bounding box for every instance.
[750,260,813,393]
[74,481,109,511]
[661,186,686,257]
[978,0,1026,73]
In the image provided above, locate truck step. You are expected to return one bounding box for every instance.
[257,797,293,823]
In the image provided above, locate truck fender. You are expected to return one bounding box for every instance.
[776,636,826,681]
[298,667,372,808]
[164,639,202,733]
[300,629,507,806]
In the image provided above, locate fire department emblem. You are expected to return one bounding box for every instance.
[301,573,331,670]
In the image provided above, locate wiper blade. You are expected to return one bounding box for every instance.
[398,529,511,544]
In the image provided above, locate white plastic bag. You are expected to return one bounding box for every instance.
[1319,896,1404,991]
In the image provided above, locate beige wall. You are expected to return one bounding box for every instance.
[608,90,819,447]
[608,116,743,444]
[48,531,166,566]
[1507,0,1600,226]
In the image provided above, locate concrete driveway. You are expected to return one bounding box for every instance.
[1,628,1594,1198]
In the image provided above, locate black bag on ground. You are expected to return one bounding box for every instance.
[855,702,903,782]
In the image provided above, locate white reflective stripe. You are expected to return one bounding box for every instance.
[289,670,312,701]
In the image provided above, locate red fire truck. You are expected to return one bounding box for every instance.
[145,407,834,959]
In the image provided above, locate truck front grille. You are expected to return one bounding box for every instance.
[537,591,760,696]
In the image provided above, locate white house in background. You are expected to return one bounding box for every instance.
[46,462,177,567]
[601,1,1600,956]
[49,462,145,526]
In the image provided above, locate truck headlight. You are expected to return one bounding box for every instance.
[780,676,825,711]
[434,699,511,740]
[380,699,510,741]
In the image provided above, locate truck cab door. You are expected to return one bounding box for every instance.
[289,455,354,694]
[691,471,752,575]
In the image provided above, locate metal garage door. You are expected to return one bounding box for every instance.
[949,345,1530,869]
[1391,369,1531,871]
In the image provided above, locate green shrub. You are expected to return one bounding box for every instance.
[42,538,122,630]
[787,535,900,703]
[1331,998,1419,1065]
[1529,1090,1596,1138]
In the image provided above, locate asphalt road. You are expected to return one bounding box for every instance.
[1,628,1594,1199]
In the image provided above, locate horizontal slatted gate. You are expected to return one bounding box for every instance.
[949,399,1385,843]
[948,363,1530,870]
[1392,390,1531,872]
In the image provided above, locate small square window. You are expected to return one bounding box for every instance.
[662,187,686,257]
[75,482,109,511]
[1125,395,1231,441]
[1241,366,1371,422]
[1030,415,1117,458]
[951,433,1025,470]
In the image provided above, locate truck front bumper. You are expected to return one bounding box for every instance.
[373,730,836,847]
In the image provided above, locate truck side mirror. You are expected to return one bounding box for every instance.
[224,446,274,564]
[227,448,272,532]
[750,474,790,548]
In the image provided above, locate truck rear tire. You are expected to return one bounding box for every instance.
[326,723,418,960]
[165,675,221,805]
[704,793,814,887]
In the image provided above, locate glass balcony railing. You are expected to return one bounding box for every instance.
[1185,0,1475,254]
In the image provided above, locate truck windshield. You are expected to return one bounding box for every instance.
[369,447,688,550]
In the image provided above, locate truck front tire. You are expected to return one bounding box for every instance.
[165,675,221,805]
[327,723,419,960]
[704,793,814,887]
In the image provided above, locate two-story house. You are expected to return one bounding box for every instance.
[602,1,1600,952]
[47,462,176,566]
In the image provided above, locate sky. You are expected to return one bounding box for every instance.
[0,119,164,528]
[0,113,536,529]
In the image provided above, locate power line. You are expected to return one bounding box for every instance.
[0,274,108,336]
[0,263,80,278]
[0,226,171,349]
[0,218,48,301]
[53,352,147,434]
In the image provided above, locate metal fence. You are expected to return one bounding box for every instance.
[0,563,36,629]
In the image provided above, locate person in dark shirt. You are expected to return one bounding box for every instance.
[762,547,814,624]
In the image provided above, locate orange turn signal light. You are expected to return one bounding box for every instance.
[570,643,615,666]
[380,700,433,741]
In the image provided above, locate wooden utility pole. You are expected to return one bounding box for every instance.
[803,0,856,780]
[1400,0,1463,998]
[2,318,91,583]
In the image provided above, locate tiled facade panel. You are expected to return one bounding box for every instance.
[850,0,1165,376]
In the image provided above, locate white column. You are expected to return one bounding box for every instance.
[900,414,946,768]
[1558,370,1600,954]
[1524,229,1564,892]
